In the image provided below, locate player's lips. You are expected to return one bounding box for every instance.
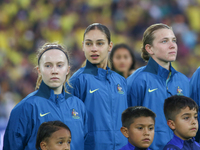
[119,64,125,68]
[51,77,59,80]
[190,127,197,131]
[169,51,176,54]
[91,55,99,59]
[142,138,150,142]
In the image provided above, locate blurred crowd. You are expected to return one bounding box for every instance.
[0,0,200,135]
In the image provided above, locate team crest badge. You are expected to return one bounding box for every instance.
[177,86,183,96]
[117,84,124,94]
[71,109,80,119]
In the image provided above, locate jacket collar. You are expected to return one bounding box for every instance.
[171,133,195,149]
[144,57,177,80]
[127,141,150,150]
[35,81,71,103]
[83,60,112,77]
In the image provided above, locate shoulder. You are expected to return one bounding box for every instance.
[127,66,148,88]
[12,89,52,113]
[68,68,86,90]
[170,66,189,81]
[127,66,147,82]
[190,67,200,80]
[8,91,41,122]
[70,68,85,80]
[194,67,200,74]
[13,91,38,109]
[174,71,189,81]
[194,141,200,147]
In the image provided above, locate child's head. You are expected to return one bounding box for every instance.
[164,95,198,140]
[36,121,71,150]
[121,106,156,149]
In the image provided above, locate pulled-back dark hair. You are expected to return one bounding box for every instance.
[164,95,198,121]
[36,120,71,150]
[83,23,111,44]
[122,106,156,128]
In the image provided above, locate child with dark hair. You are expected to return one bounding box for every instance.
[163,95,200,150]
[36,120,71,150]
[120,106,156,150]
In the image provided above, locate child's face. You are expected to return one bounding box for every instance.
[41,127,71,150]
[127,116,155,148]
[172,106,198,140]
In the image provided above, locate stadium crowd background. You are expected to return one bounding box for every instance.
[0,0,200,147]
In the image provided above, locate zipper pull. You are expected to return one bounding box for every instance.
[55,95,59,104]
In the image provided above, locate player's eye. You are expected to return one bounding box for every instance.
[149,127,154,130]
[58,141,63,145]
[161,40,167,43]
[67,140,71,144]
[58,64,63,67]
[172,39,177,43]
[86,42,91,46]
[97,42,104,45]
[45,64,51,68]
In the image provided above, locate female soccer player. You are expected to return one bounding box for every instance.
[127,23,190,150]
[3,43,86,150]
[68,23,128,150]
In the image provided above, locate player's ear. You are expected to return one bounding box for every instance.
[145,44,154,55]
[82,41,85,52]
[167,120,175,130]
[37,66,41,75]
[120,127,129,138]
[40,141,47,150]
[108,41,113,52]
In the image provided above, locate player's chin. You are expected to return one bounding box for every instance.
[169,55,177,61]
[117,67,127,72]
[139,142,151,148]
[168,58,176,62]
[90,59,99,63]
[139,145,151,149]
[189,132,197,137]
[49,83,62,89]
